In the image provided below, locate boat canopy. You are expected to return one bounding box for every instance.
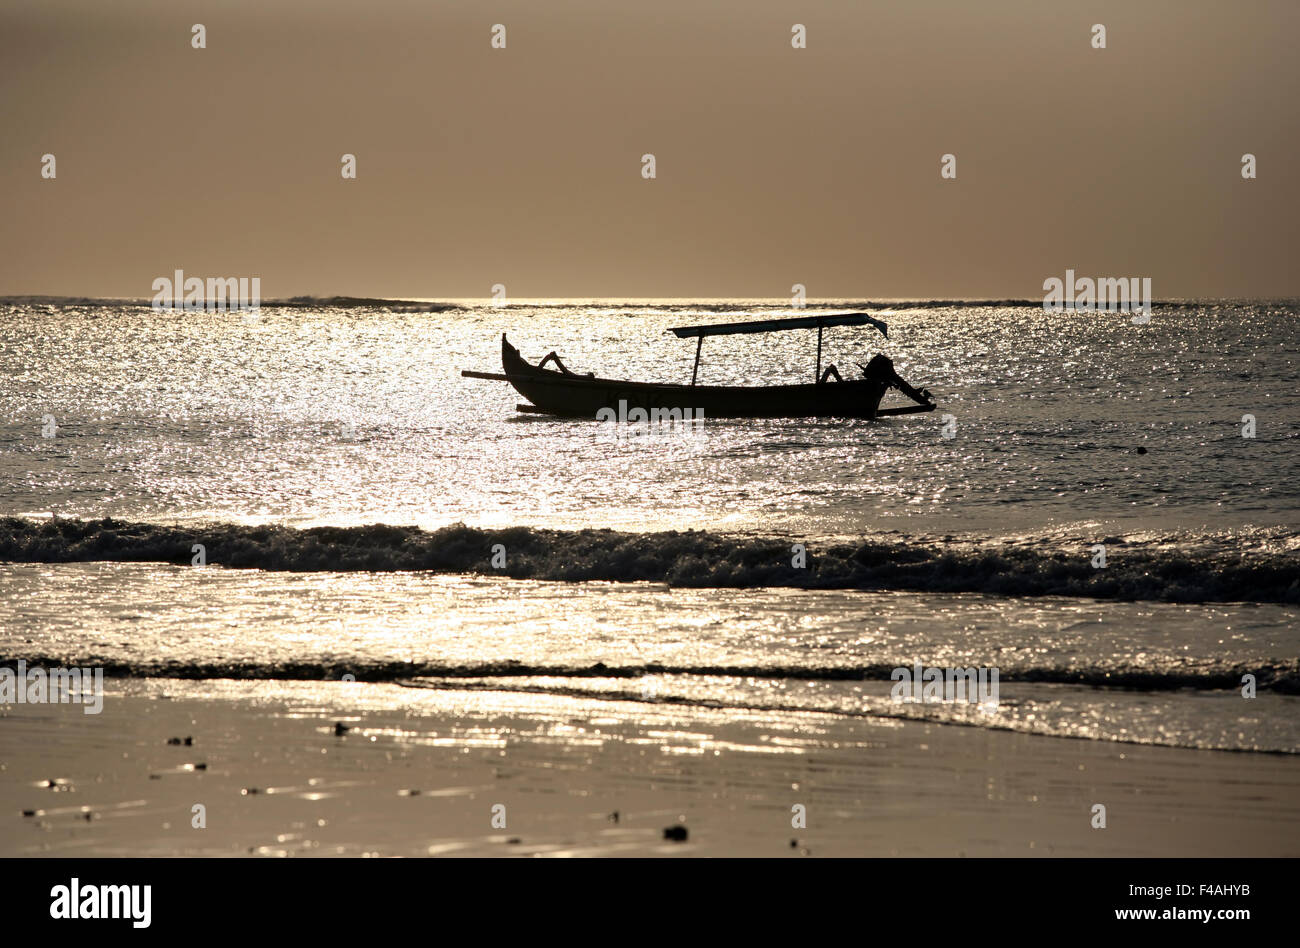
[668,312,888,339]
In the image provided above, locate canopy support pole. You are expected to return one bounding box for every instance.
[815,325,824,382]
[691,335,703,385]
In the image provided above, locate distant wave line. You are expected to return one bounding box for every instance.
[4,296,1292,312]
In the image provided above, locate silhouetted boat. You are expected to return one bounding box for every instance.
[461,312,937,419]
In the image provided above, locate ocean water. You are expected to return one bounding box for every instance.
[1,299,1297,753]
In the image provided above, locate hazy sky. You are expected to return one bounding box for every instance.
[2,0,1296,299]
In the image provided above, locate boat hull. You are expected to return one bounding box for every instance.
[500,336,893,419]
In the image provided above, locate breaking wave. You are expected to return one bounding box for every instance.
[4,655,1296,752]
[2,516,1297,604]
[4,655,1295,694]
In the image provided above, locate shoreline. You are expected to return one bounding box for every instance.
[4,679,1298,857]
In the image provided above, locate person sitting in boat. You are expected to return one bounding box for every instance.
[859,354,933,404]
[820,356,930,403]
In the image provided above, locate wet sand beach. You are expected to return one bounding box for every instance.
[4,680,1298,858]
